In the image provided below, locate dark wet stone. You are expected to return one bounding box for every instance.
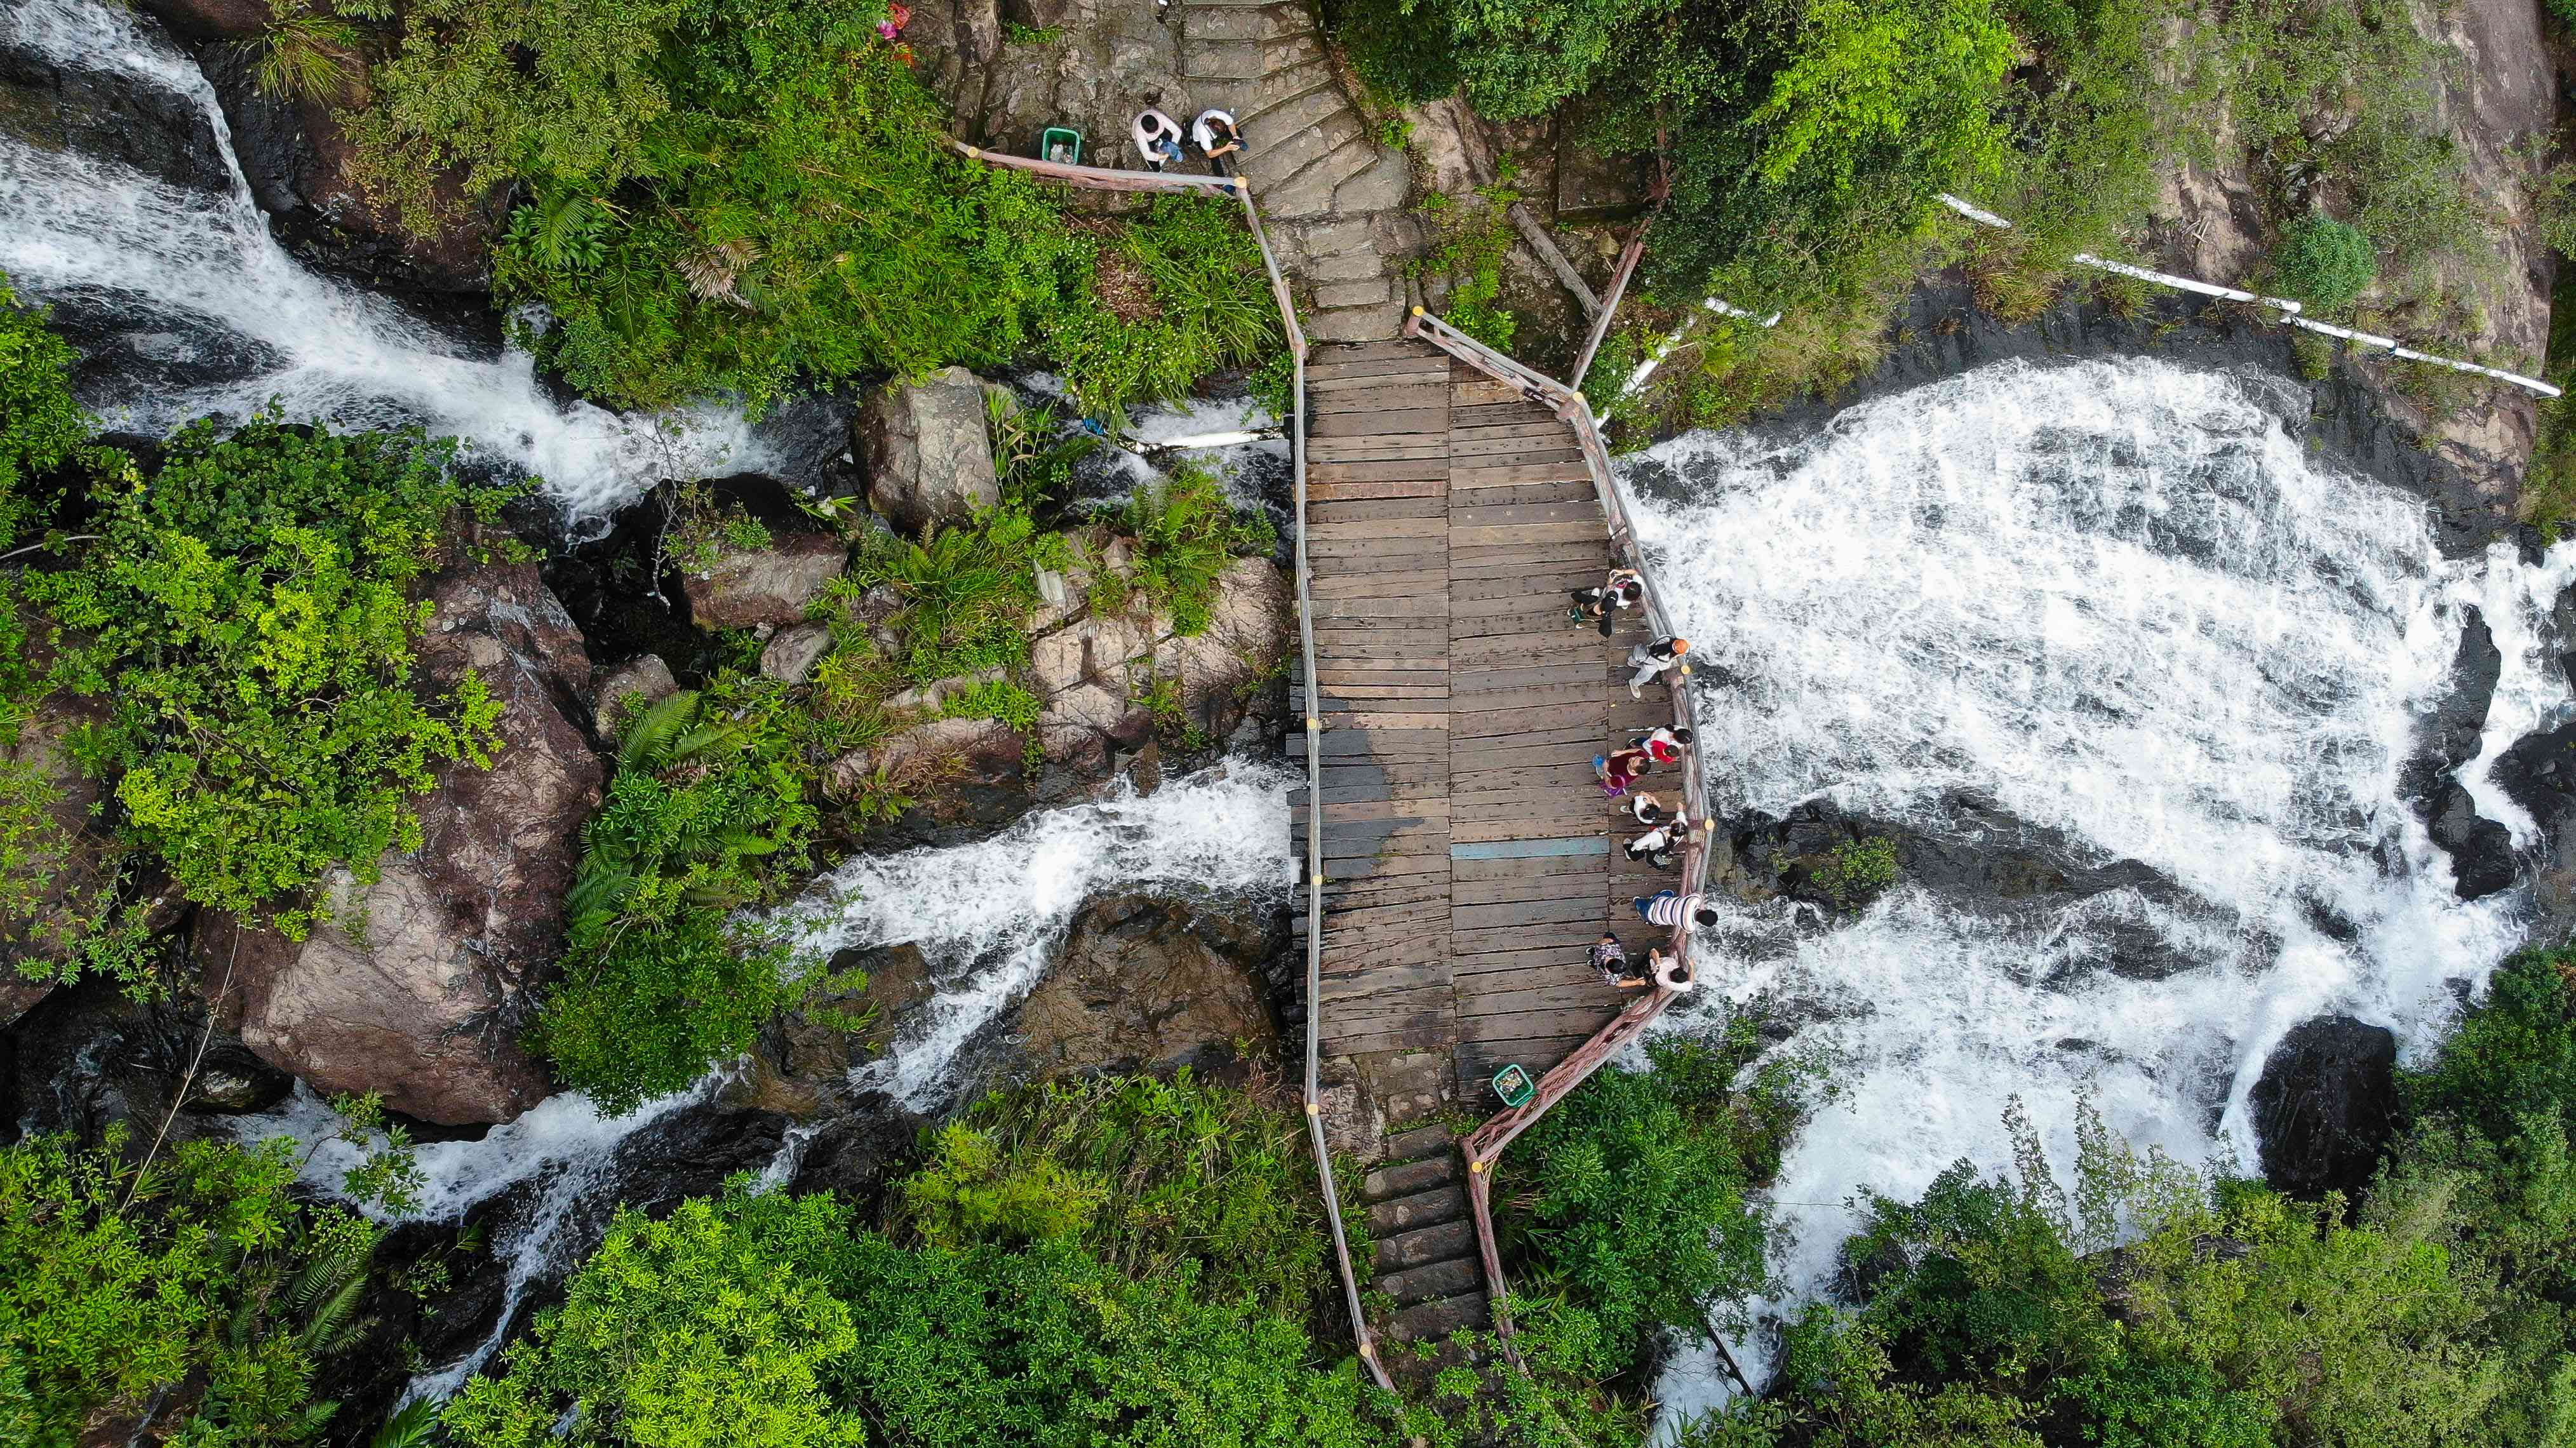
[2249,1015,2398,1201]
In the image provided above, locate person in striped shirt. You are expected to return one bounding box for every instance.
[1632,888,1717,930]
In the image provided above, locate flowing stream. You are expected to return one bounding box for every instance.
[0,0,768,519]
[231,760,1292,1401]
[1623,357,2573,1417]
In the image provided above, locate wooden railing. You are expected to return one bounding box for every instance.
[951,142,1395,1393]
[1402,306,1715,1356]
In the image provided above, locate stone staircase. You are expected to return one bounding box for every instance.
[1176,0,1418,342]
[1363,1122,1492,1350]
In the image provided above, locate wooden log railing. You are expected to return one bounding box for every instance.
[1403,305,1716,1356]
[949,142,1397,1394]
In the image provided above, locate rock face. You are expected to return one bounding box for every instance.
[680,531,849,631]
[2147,0,2558,528]
[133,0,269,39]
[855,367,1002,537]
[211,562,603,1125]
[2408,608,2513,899]
[2250,1015,2399,1201]
[2493,718,2576,936]
[200,46,505,293]
[0,19,232,196]
[1011,892,1278,1076]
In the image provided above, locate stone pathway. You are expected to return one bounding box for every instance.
[1176,0,1416,342]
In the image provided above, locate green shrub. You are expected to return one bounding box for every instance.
[1811,835,1900,906]
[0,1131,382,1446]
[1420,185,1520,353]
[26,416,513,940]
[0,273,95,544]
[534,690,832,1109]
[1501,1034,1785,1372]
[2271,216,2378,312]
[1041,196,1286,423]
[1120,462,1272,636]
[889,1072,1354,1316]
[1327,0,1461,104]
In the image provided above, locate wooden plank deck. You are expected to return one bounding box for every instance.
[1294,338,1682,1099]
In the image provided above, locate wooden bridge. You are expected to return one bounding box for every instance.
[955,142,1707,1390]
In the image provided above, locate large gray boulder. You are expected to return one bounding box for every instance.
[856,367,1002,537]
[208,562,603,1125]
[680,532,848,631]
[1012,893,1278,1077]
[589,654,680,740]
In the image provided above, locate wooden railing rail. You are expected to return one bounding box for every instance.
[1404,305,1716,1353]
[951,143,1393,1393]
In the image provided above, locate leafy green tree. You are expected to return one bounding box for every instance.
[25,417,513,938]
[1746,0,2013,195]
[0,1131,381,1446]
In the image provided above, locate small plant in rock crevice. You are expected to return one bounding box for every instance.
[1809,834,1901,907]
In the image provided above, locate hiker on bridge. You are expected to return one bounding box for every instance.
[1595,746,1653,796]
[1569,566,1642,635]
[1626,636,1689,699]
[1193,109,1245,173]
[1590,933,1647,988]
[1132,109,1186,171]
[1625,820,1679,868]
[1633,725,1694,767]
[1626,791,1667,825]
[1633,888,1717,930]
[1651,948,1696,993]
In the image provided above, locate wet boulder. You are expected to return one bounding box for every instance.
[2405,608,2513,898]
[1010,893,1280,1077]
[855,366,1002,537]
[206,562,603,1125]
[133,0,269,39]
[2249,1015,2398,1201]
[589,654,680,739]
[680,530,848,631]
[0,20,232,195]
[199,45,506,292]
[2494,720,2576,932]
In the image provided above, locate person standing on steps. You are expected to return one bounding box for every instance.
[1627,636,1689,699]
[1192,109,1244,174]
[1633,888,1717,930]
[1132,109,1186,171]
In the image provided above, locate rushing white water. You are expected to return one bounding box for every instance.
[0,0,767,518]
[1625,357,2573,1416]
[779,758,1296,1106]
[227,759,1291,1398]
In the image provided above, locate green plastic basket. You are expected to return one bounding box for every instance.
[1040,127,1082,165]
[1492,1063,1536,1108]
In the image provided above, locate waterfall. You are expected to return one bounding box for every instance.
[1624,357,2572,1415]
[0,0,768,520]
[229,758,1292,1400]
[779,758,1296,1107]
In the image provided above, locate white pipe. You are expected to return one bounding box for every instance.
[1937,192,2013,229]
[2070,253,2302,314]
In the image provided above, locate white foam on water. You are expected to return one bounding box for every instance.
[1618,357,2565,1419]
[777,758,1295,1107]
[1,0,765,518]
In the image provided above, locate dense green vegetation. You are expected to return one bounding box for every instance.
[347,0,1277,417]
[2271,216,2378,313]
[1,285,520,980]
[0,1131,384,1446]
[1342,0,2519,429]
[1675,947,2576,1447]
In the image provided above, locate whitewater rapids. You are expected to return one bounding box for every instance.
[1630,356,2575,1416]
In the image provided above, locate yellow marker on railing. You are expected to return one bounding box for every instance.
[1411,305,1425,316]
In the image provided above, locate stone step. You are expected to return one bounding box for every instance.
[1181,32,1324,80]
[1333,149,1413,216]
[1383,1122,1457,1162]
[1234,58,1337,119]
[1308,299,1405,343]
[1369,1184,1466,1235]
[1363,1154,1455,1201]
[1264,135,1379,219]
[1308,248,1385,284]
[1315,275,1395,309]
[1377,1256,1483,1306]
[1389,1293,1493,1343]
[1239,82,1345,142]
[1376,1217,1476,1271]
[1183,3,1309,43]
[1244,107,1364,192]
